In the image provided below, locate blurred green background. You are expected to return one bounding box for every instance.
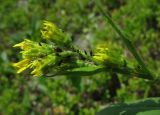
[0,0,160,114]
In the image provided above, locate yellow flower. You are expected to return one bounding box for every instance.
[30,60,43,77]
[93,46,109,64]
[93,43,123,65]
[13,58,31,73]
[13,38,58,77]
[13,39,38,50]
[31,69,43,77]
[41,21,58,39]
[41,20,71,45]
[29,55,56,77]
[93,54,109,63]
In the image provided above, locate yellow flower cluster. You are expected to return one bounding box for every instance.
[93,45,110,64]
[13,39,56,76]
[13,58,31,74]
[13,39,36,50]
[93,44,123,65]
[41,21,71,45]
[41,21,58,39]
[13,21,82,77]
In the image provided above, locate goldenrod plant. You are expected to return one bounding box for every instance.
[0,0,159,114]
[13,20,153,79]
[13,19,159,115]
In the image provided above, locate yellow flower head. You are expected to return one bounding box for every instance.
[30,60,43,77]
[13,58,31,73]
[93,44,110,64]
[41,21,58,39]
[29,55,56,77]
[13,38,57,77]
[93,43,123,65]
[41,20,71,45]
[13,39,38,50]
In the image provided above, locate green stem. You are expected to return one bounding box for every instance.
[106,65,151,79]
[46,64,151,79]
[95,0,153,80]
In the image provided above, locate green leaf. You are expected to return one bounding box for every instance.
[97,98,160,115]
[46,66,105,77]
[63,66,105,77]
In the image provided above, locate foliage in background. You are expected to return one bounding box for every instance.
[0,0,160,114]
